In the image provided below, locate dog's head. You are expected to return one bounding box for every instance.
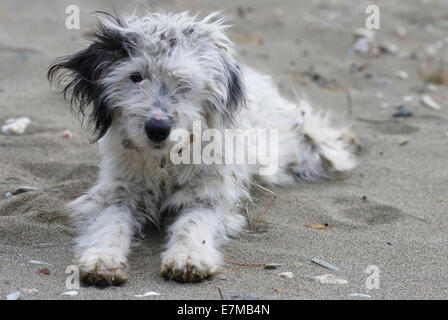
[48,11,245,152]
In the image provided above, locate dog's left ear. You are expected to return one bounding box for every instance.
[218,53,246,115]
[202,13,246,126]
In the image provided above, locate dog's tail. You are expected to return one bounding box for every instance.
[298,99,359,178]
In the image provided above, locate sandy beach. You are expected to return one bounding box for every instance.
[0,0,447,300]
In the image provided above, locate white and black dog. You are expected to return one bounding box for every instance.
[48,11,357,285]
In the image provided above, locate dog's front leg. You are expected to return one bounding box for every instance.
[68,195,138,286]
[160,207,234,282]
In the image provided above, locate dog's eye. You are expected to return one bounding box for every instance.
[130,73,143,83]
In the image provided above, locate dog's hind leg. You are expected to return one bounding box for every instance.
[252,103,359,185]
[243,69,358,185]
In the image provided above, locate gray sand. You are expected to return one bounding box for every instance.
[0,0,447,300]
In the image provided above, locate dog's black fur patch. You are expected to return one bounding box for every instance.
[47,12,136,142]
[225,62,246,112]
[210,54,246,126]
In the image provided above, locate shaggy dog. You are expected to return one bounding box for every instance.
[48,11,357,285]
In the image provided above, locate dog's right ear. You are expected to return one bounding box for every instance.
[48,12,135,142]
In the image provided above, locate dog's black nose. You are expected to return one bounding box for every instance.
[144,119,171,142]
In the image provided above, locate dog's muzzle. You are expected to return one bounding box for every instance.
[144,118,171,142]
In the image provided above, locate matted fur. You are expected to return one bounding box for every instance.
[48,11,357,285]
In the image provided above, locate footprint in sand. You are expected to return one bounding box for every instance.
[333,196,403,227]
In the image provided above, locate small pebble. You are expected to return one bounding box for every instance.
[353,38,370,53]
[376,77,391,85]
[37,267,51,275]
[311,258,339,272]
[218,274,227,280]
[60,290,78,296]
[236,6,246,18]
[28,260,50,266]
[4,186,41,199]
[62,130,73,139]
[379,43,398,54]
[397,70,409,80]
[384,43,398,54]
[348,293,371,298]
[294,263,304,268]
[399,139,408,146]
[395,26,407,37]
[1,117,31,135]
[278,272,294,279]
[421,94,441,110]
[426,84,437,93]
[313,274,348,284]
[6,291,21,300]
[264,263,282,270]
[134,291,160,297]
[354,28,375,41]
[9,186,41,196]
[393,106,413,117]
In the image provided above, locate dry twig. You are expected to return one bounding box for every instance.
[218,287,224,300]
[244,202,253,230]
[251,183,278,231]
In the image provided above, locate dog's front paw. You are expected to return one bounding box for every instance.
[77,248,129,286]
[160,246,220,282]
